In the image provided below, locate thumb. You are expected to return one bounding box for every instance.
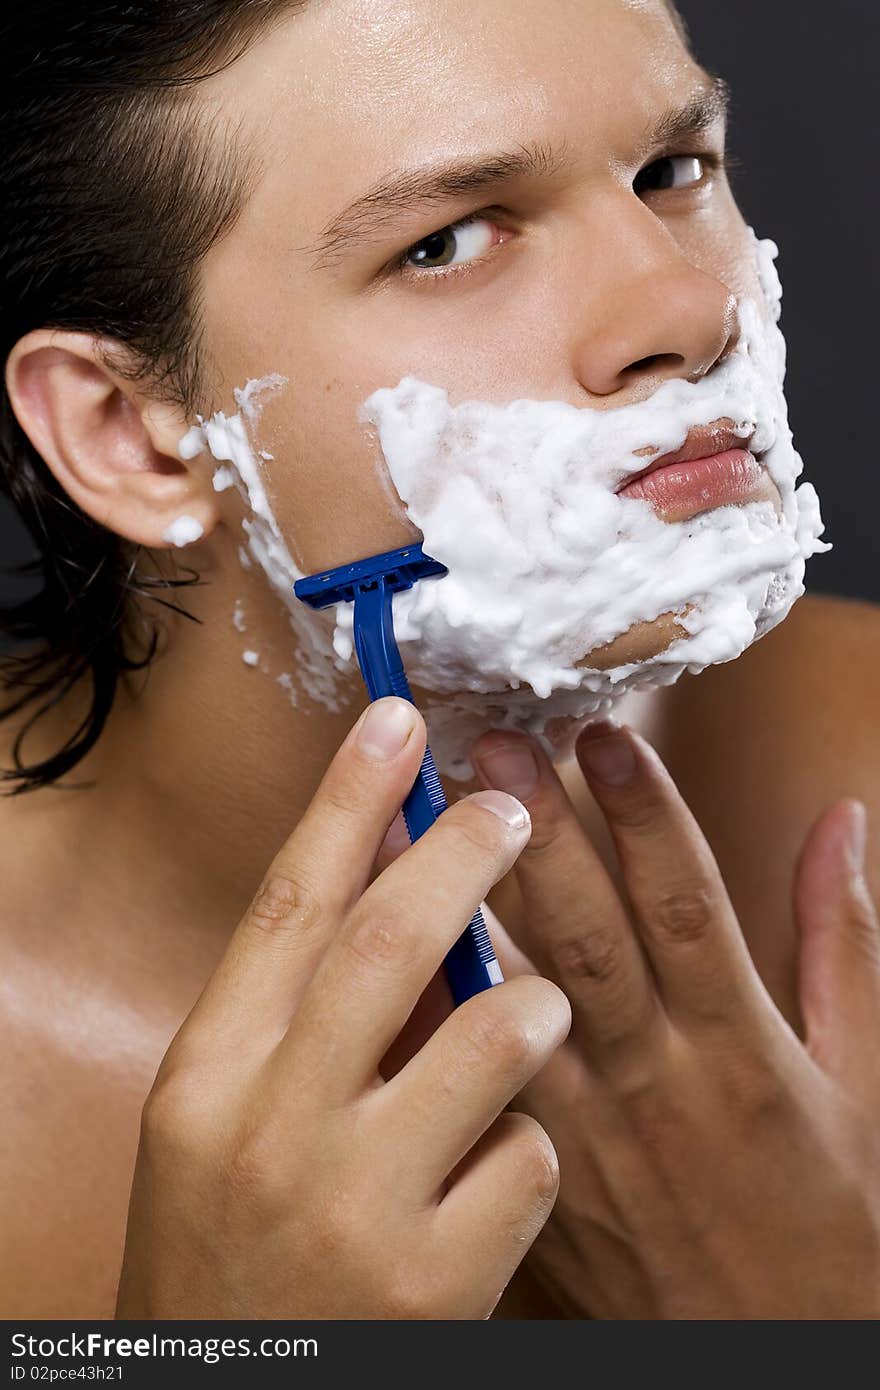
[794,798,880,1091]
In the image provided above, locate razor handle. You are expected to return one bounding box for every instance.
[352,578,503,1004]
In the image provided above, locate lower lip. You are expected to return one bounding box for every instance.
[618,448,765,517]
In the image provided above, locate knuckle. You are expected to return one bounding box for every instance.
[648,885,714,944]
[344,904,418,975]
[248,871,323,937]
[617,1073,676,1152]
[546,925,622,985]
[320,776,372,823]
[606,1030,680,1154]
[142,1063,211,1155]
[719,1046,787,1126]
[310,1185,367,1267]
[141,1084,178,1148]
[386,1265,437,1320]
[601,1024,669,1110]
[612,1057,661,1109]
[462,1006,536,1082]
[608,791,661,834]
[505,1116,560,1205]
[220,1123,281,1207]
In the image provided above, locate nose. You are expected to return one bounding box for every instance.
[571,204,739,399]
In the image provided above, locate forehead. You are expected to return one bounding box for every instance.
[202,0,702,249]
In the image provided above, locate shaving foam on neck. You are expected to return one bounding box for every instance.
[336,229,830,779]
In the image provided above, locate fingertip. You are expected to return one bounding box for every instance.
[576,721,638,788]
[470,730,543,805]
[843,799,867,878]
[796,799,879,1075]
[504,970,573,1047]
[470,789,532,834]
[796,800,866,909]
[351,697,422,763]
[546,975,574,1042]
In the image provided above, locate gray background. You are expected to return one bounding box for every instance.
[2,0,877,606]
[676,0,878,602]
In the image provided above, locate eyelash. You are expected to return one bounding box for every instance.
[390,150,734,285]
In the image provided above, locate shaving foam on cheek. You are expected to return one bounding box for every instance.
[177,375,350,711]
[337,229,830,779]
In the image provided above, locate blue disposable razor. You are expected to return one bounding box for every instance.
[294,542,503,1005]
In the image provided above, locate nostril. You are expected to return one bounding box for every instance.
[628,352,685,375]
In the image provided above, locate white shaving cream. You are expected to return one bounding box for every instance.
[178,376,348,710]
[334,230,830,777]
[178,230,829,781]
[162,514,204,547]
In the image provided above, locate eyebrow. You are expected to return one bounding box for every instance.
[305,72,730,270]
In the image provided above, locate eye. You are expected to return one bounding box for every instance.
[633,153,713,195]
[398,214,498,273]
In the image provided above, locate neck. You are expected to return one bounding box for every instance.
[5,529,370,959]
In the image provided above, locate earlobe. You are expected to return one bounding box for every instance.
[5,328,221,549]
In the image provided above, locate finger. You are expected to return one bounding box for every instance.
[471,729,661,1056]
[433,1112,560,1316]
[383,895,588,1172]
[283,790,535,1097]
[480,900,590,1140]
[376,973,571,1198]
[376,901,543,1085]
[795,799,880,1092]
[575,720,766,1026]
[188,697,426,1045]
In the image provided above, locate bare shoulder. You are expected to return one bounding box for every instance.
[657,590,880,862]
[648,592,880,1019]
[733,590,880,692]
[658,591,880,805]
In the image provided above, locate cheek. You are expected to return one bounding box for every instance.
[199,337,421,574]
[198,267,424,576]
[258,384,423,574]
[686,201,765,312]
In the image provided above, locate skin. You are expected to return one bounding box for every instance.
[2,0,878,1317]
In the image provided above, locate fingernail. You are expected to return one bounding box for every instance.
[846,800,867,876]
[471,789,531,831]
[578,724,637,786]
[356,698,416,760]
[473,739,540,802]
[577,717,622,742]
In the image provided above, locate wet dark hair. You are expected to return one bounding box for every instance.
[0,2,300,795]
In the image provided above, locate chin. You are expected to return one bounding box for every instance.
[576,606,696,671]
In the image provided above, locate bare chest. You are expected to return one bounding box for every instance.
[0,980,169,1317]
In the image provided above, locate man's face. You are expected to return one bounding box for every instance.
[195,0,774,669]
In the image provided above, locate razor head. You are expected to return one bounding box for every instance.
[294,541,448,610]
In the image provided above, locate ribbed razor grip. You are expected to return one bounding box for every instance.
[354,582,503,1003]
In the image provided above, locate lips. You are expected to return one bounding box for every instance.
[616,422,757,494]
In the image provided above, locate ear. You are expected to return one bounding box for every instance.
[5,329,221,550]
